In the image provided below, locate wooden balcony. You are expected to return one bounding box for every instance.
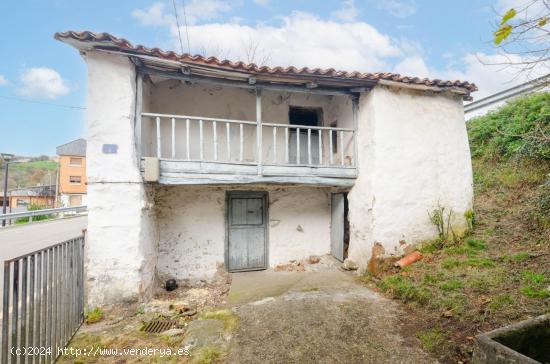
[140,113,357,187]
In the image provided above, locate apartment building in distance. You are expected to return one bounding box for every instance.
[56,138,87,206]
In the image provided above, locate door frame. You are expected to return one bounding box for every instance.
[225,191,269,272]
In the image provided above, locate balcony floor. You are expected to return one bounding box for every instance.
[142,159,357,187]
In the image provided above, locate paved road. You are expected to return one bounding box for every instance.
[0,216,87,262]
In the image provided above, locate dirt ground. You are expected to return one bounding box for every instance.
[60,256,436,363]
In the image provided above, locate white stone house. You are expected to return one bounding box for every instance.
[56,31,476,306]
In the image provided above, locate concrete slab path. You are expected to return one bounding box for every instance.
[225,270,436,364]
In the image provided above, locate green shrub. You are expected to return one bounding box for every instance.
[468,93,550,161]
[15,204,53,224]
[85,307,104,324]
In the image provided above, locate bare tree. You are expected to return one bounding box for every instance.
[241,37,271,66]
[485,0,550,78]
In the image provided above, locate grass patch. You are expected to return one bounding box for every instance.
[417,328,446,353]
[192,346,222,364]
[441,258,461,269]
[85,307,103,324]
[503,252,530,263]
[300,287,320,292]
[464,257,495,268]
[465,239,487,251]
[522,270,547,285]
[198,309,240,333]
[520,286,550,299]
[378,276,431,304]
[422,272,445,286]
[520,270,550,299]
[440,279,464,291]
[489,294,516,311]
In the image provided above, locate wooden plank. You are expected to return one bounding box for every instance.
[329,130,334,165]
[307,129,312,165]
[262,122,353,132]
[272,126,277,163]
[285,127,289,164]
[199,119,204,160]
[318,130,323,165]
[156,117,161,158]
[226,122,231,161]
[340,131,344,166]
[262,165,356,178]
[213,121,218,161]
[352,96,359,169]
[296,128,300,164]
[142,112,256,125]
[186,119,190,160]
[256,89,262,176]
[171,118,176,159]
[331,193,345,262]
[239,124,244,162]
[227,193,267,272]
[135,74,143,161]
[159,174,356,187]
[157,159,356,177]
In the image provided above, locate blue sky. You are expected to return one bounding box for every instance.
[0,0,536,156]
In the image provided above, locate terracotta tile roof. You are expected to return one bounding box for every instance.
[54,30,477,93]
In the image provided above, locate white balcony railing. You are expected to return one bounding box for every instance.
[141,113,356,169]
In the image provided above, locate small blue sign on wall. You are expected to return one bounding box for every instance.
[102,144,118,154]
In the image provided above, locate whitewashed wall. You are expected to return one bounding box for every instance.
[347,85,473,270]
[84,52,158,306]
[155,185,331,281]
[141,82,355,166]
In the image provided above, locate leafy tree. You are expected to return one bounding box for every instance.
[489,0,549,75]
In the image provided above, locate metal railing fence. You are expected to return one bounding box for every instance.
[1,235,85,363]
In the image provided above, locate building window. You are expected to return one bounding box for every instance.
[69,157,82,166]
[17,199,28,207]
[69,176,82,184]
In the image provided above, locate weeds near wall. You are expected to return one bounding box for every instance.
[464,209,475,232]
[428,204,458,247]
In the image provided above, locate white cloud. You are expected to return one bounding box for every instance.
[331,0,359,22]
[0,75,7,86]
[170,12,402,70]
[18,67,70,99]
[132,0,232,27]
[132,3,171,27]
[133,3,547,99]
[253,0,269,7]
[394,52,548,98]
[374,0,416,18]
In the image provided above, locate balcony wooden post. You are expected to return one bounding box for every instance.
[352,95,359,168]
[156,117,161,158]
[134,73,143,163]
[256,88,262,176]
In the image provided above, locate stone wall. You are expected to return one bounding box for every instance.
[347,85,473,271]
[84,52,158,306]
[155,185,332,282]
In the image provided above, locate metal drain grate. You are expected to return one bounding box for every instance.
[143,319,178,333]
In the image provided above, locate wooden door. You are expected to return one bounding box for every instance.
[227,192,268,272]
[331,193,345,262]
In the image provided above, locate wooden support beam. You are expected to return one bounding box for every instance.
[352,95,359,169]
[134,73,143,164]
[256,88,262,176]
